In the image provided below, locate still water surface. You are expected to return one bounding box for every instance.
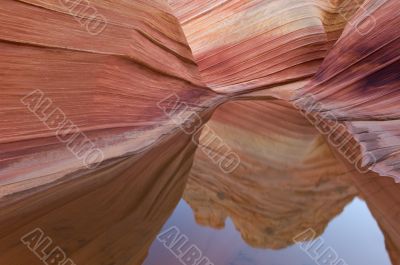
[142,100,394,265]
[144,197,391,265]
[1,100,396,265]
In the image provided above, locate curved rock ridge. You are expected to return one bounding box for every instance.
[0,0,221,195]
[167,0,400,182]
[0,0,399,263]
[168,0,367,94]
[184,100,358,249]
[0,0,399,219]
[294,0,400,182]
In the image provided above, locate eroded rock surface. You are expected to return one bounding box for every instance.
[294,0,400,181]
[0,0,399,264]
[0,0,219,197]
[168,0,367,94]
[1,0,399,192]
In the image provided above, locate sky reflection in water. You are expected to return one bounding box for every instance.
[144,197,391,265]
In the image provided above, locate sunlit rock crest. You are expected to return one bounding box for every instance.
[167,0,367,94]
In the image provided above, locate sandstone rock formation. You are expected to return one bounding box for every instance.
[294,0,400,182]
[167,0,366,94]
[167,0,400,182]
[0,131,195,265]
[0,0,219,197]
[183,100,358,249]
[1,0,399,196]
[0,0,400,264]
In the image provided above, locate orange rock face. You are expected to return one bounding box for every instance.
[167,0,366,94]
[294,0,400,181]
[1,0,399,192]
[0,0,219,196]
[167,0,400,183]
[0,0,400,264]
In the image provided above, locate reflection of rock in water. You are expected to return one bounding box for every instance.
[385,233,400,265]
[345,168,400,265]
[0,131,197,265]
[0,0,399,264]
[184,100,358,249]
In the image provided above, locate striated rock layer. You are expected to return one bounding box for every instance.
[0,0,221,197]
[167,0,400,183]
[0,0,400,262]
[294,0,400,181]
[1,0,399,194]
[168,0,367,94]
